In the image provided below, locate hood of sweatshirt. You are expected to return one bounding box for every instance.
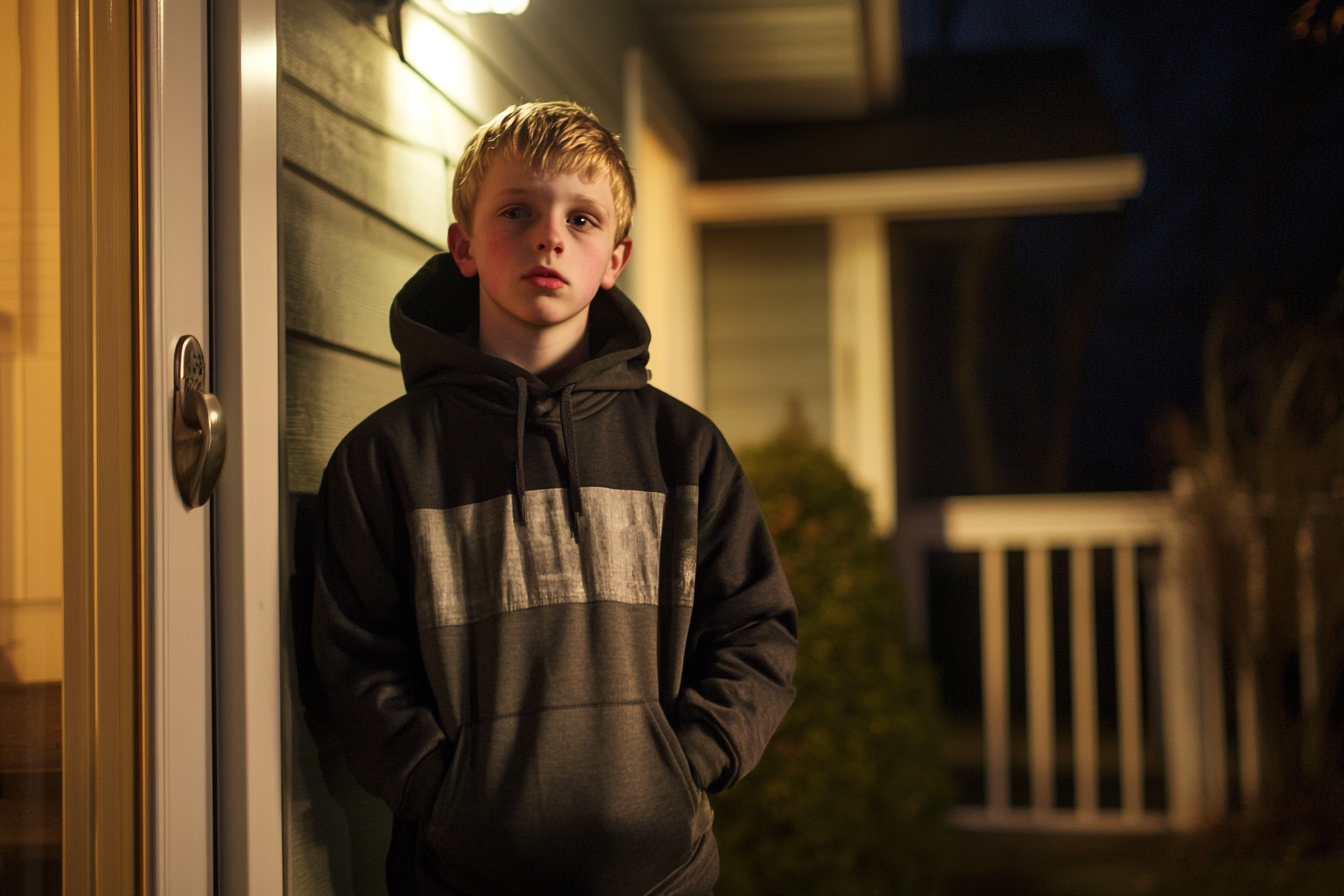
[390,252,651,408]
[389,252,652,521]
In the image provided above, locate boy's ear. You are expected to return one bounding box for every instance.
[448,223,478,278]
[601,237,633,290]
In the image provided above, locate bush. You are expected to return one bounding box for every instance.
[712,419,951,895]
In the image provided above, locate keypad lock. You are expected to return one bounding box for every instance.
[173,335,227,508]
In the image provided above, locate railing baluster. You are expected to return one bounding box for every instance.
[1115,541,1144,820]
[1026,544,1054,815]
[917,491,1189,832]
[981,545,1010,816]
[1071,544,1099,817]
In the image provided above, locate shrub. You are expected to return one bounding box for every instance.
[712,419,951,895]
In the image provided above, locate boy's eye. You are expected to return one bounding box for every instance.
[570,214,595,228]
[501,207,527,220]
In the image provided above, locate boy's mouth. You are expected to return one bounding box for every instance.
[524,266,566,290]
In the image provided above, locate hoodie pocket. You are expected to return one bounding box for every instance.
[423,700,708,895]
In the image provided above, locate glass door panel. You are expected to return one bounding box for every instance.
[0,1,64,892]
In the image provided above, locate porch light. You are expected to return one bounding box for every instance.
[442,0,530,14]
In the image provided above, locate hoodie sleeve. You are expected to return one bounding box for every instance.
[675,451,799,793]
[311,434,449,821]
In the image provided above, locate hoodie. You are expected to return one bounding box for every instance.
[312,254,798,896]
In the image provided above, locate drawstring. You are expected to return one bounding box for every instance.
[511,377,583,525]
[560,383,583,517]
[513,377,528,525]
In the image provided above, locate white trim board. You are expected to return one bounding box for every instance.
[142,0,214,891]
[688,154,1144,223]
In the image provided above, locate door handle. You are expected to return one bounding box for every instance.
[173,334,227,508]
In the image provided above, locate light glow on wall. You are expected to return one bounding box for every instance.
[442,0,530,15]
[403,12,481,121]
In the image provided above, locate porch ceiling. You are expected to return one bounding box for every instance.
[641,0,901,122]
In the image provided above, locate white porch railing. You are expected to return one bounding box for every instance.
[897,492,1227,833]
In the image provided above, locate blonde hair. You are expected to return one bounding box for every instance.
[452,102,636,243]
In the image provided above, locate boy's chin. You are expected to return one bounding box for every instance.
[483,295,593,331]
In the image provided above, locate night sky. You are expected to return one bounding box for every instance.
[903,0,1344,490]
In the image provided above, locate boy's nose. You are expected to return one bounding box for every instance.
[535,218,564,253]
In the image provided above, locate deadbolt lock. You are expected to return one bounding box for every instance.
[173,335,227,508]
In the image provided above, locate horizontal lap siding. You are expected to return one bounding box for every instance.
[282,0,482,152]
[286,336,404,496]
[282,170,433,364]
[280,0,642,495]
[397,3,530,122]
[280,81,452,246]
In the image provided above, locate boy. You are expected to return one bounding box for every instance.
[312,102,797,896]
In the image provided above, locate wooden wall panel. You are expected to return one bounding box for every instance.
[281,0,480,155]
[286,336,404,495]
[280,81,451,246]
[282,171,436,364]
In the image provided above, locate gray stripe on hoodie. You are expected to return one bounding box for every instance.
[410,486,697,628]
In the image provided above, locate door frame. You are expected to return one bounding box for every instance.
[140,0,216,892]
[209,0,286,893]
[63,0,286,890]
[139,0,286,892]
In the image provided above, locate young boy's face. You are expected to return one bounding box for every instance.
[448,157,632,337]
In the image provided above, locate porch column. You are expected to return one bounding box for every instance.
[828,214,896,533]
